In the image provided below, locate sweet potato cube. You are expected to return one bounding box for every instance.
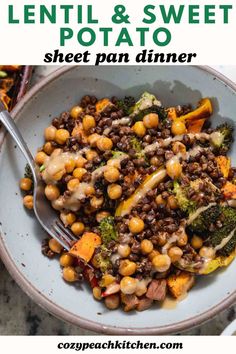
[69,232,101,262]
[167,272,195,298]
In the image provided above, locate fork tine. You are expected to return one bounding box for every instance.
[53,222,73,247]
[50,228,70,251]
[55,220,78,241]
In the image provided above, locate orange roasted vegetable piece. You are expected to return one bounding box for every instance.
[69,232,101,262]
[95,98,112,113]
[187,118,206,133]
[215,156,231,178]
[176,98,213,133]
[167,107,177,119]
[222,181,236,199]
[179,98,213,122]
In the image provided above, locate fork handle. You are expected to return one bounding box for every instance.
[0,101,36,179]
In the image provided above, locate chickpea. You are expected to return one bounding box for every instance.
[172,141,186,155]
[167,195,178,209]
[67,178,80,192]
[35,151,48,165]
[177,231,188,247]
[100,274,116,287]
[55,129,70,145]
[86,149,98,161]
[20,178,32,191]
[85,185,95,196]
[75,156,87,168]
[191,235,203,249]
[88,133,101,147]
[143,113,159,128]
[168,246,183,263]
[152,254,171,272]
[51,198,63,211]
[70,105,83,119]
[49,238,63,254]
[65,159,76,173]
[23,195,33,209]
[73,167,87,180]
[117,244,131,258]
[135,280,148,297]
[93,286,102,301]
[166,157,182,179]
[60,253,74,267]
[71,222,85,237]
[63,266,78,282]
[171,120,187,136]
[107,158,121,169]
[155,194,166,205]
[141,239,154,255]
[107,184,122,200]
[199,246,215,259]
[119,260,137,276]
[96,211,110,223]
[132,121,146,137]
[104,167,120,183]
[44,125,57,141]
[148,249,160,261]
[45,184,60,201]
[97,137,113,151]
[43,142,54,155]
[82,115,96,131]
[120,276,138,294]
[66,212,76,226]
[90,196,104,209]
[150,156,159,166]
[104,294,120,309]
[128,217,145,234]
[52,170,64,181]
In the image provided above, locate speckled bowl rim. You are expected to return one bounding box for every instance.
[0,65,236,335]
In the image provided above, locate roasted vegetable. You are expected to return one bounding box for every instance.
[222,181,236,199]
[117,96,135,115]
[92,245,112,273]
[188,204,221,236]
[99,216,117,245]
[95,98,113,112]
[173,180,196,214]
[70,232,101,262]
[178,98,213,122]
[130,136,146,159]
[206,206,236,256]
[116,168,167,217]
[131,92,167,121]
[167,272,195,298]
[210,123,234,154]
[216,156,231,178]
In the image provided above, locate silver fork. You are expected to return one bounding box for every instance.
[0,102,77,250]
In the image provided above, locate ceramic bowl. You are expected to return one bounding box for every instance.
[0,66,236,334]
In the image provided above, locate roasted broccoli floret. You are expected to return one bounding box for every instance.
[130,91,167,121]
[188,205,221,236]
[130,136,146,160]
[173,181,196,214]
[211,123,234,154]
[99,216,117,245]
[117,96,135,115]
[133,105,168,122]
[94,245,112,273]
[185,205,236,259]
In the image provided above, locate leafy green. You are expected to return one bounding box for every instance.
[117,96,135,115]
